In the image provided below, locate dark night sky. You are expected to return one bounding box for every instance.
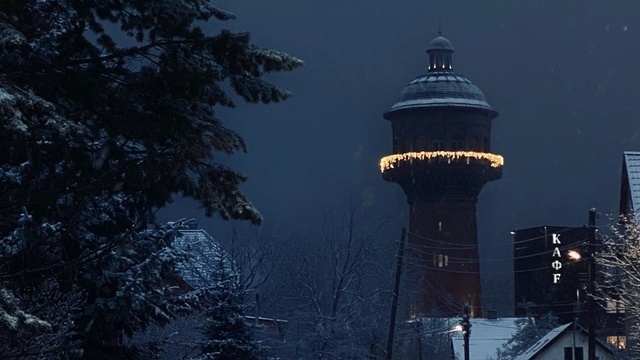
[160,1,640,311]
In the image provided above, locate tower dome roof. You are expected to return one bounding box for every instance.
[426,36,454,51]
[384,72,497,118]
[384,35,497,119]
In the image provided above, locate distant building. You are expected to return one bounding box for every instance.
[513,221,626,351]
[129,221,286,359]
[513,225,589,324]
[171,220,233,289]
[380,34,502,317]
[514,322,615,360]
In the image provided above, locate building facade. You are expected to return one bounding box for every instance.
[513,226,589,323]
[514,224,627,352]
[380,35,502,317]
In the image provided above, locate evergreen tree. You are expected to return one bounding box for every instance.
[0,0,301,358]
[497,311,559,359]
[197,279,263,360]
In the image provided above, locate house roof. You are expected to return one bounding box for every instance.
[514,323,572,360]
[620,151,640,217]
[450,317,520,360]
[514,322,614,360]
[170,220,233,289]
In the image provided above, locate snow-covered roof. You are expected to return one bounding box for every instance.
[384,71,497,118]
[171,222,232,289]
[426,36,454,51]
[513,323,572,360]
[620,151,640,217]
[450,317,520,360]
[514,322,615,360]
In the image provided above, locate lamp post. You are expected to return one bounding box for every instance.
[461,304,471,360]
[569,210,597,360]
[565,209,597,360]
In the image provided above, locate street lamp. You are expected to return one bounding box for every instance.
[566,210,597,360]
[567,249,582,261]
[460,304,471,360]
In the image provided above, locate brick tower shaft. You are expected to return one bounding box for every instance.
[408,200,482,317]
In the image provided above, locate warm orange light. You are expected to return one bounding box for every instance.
[379,151,504,172]
[567,250,582,260]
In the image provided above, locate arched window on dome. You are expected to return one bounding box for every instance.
[483,137,490,151]
[432,140,445,151]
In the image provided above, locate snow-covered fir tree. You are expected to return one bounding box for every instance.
[0,0,301,358]
[196,278,264,360]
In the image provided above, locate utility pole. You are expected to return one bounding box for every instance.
[461,304,471,360]
[386,228,406,360]
[588,208,597,360]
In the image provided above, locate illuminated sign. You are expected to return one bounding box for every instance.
[551,233,562,283]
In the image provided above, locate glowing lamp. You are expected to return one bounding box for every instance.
[567,250,582,260]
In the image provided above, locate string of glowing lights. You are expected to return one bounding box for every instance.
[379,150,504,172]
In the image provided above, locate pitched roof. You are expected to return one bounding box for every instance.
[170,220,233,289]
[620,151,640,217]
[450,317,520,360]
[514,322,614,360]
[513,323,572,360]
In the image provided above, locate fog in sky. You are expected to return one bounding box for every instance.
[160,1,640,311]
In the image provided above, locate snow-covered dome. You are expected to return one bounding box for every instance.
[426,36,454,51]
[384,35,497,119]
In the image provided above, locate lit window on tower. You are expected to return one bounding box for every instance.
[434,254,449,268]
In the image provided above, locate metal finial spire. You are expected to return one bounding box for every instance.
[438,18,442,36]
